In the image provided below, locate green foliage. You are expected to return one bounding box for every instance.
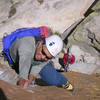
[92,0,100,11]
[48,27,61,37]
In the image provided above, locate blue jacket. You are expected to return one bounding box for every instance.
[3,26,49,64]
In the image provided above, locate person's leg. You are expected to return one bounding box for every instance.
[39,64,67,86]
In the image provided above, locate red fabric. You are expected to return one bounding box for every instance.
[63,53,75,64]
[40,26,50,38]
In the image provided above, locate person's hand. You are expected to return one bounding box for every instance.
[23,74,35,89]
[17,78,26,88]
[17,75,35,89]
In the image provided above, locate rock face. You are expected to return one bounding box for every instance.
[0,63,18,85]
[0,0,99,84]
[0,1,100,99]
[63,0,100,74]
[0,0,94,37]
[0,72,100,100]
[0,0,11,22]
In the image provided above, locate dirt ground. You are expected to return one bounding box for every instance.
[0,71,100,100]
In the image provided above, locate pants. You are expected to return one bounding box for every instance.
[39,64,67,86]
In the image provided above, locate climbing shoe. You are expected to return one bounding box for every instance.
[62,81,74,91]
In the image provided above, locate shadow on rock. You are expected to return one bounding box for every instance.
[0,88,7,100]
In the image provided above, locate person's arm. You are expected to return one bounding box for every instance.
[18,51,34,80]
[17,37,36,80]
[34,40,44,60]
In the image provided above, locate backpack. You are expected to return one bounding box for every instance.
[2,26,50,64]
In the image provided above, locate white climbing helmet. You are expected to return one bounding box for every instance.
[46,35,63,57]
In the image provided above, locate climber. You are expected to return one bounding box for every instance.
[2,26,74,91]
